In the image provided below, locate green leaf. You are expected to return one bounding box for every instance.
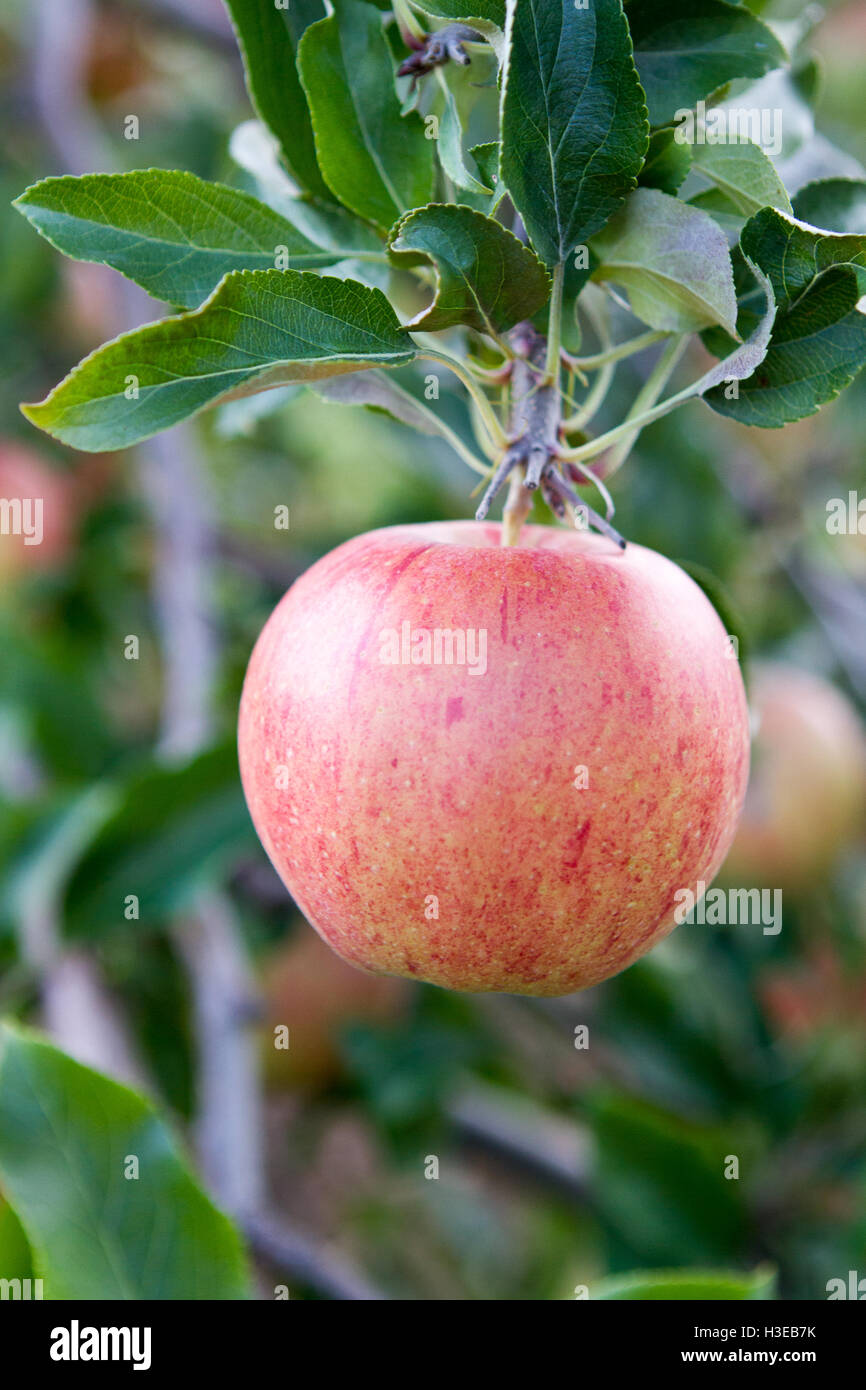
[22,269,415,451]
[688,187,751,244]
[705,208,866,425]
[791,51,820,104]
[743,68,815,168]
[389,203,550,334]
[409,0,507,51]
[298,1,433,233]
[707,274,866,427]
[638,128,692,195]
[602,947,772,1115]
[407,4,505,59]
[223,0,331,201]
[690,139,792,218]
[0,1024,250,1298]
[594,1265,776,1300]
[61,743,257,936]
[592,187,739,335]
[3,785,118,946]
[589,1090,748,1264]
[215,384,301,438]
[628,0,787,128]
[792,178,866,235]
[437,87,494,198]
[470,142,501,192]
[741,208,866,303]
[0,620,115,779]
[0,1197,33,1283]
[343,1020,482,1132]
[311,370,444,434]
[228,119,384,255]
[13,170,344,310]
[500,0,648,266]
[1,747,253,943]
[618,257,776,416]
[693,260,775,388]
[411,0,505,22]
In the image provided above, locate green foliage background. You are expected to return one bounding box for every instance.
[0,0,864,1301]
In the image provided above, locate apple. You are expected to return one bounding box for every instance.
[261,926,410,1089]
[0,441,74,578]
[760,943,866,1040]
[238,521,750,996]
[720,662,866,893]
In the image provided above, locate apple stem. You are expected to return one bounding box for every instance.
[475,322,560,539]
[600,336,689,478]
[511,328,561,485]
[393,0,427,44]
[557,336,692,474]
[560,287,614,434]
[417,349,508,451]
[562,328,669,373]
[502,463,533,545]
[543,261,565,385]
[473,320,628,548]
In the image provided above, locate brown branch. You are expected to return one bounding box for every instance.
[448,1083,592,1202]
[243,1211,388,1302]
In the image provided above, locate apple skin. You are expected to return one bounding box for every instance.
[720,663,866,893]
[261,927,410,1090]
[238,521,750,996]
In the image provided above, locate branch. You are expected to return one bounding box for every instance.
[447,1083,592,1202]
[173,892,265,1216]
[40,951,150,1090]
[475,323,559,527]
[243,1212,388,1301]
[134,415,217,761]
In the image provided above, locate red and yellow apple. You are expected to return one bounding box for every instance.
[261,926,410,1089]
[720,662,866,892]
[238,521,750,996]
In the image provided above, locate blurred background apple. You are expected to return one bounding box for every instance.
[0,440,75,577]
[721,663,866,894]
[261,927,412,1091]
